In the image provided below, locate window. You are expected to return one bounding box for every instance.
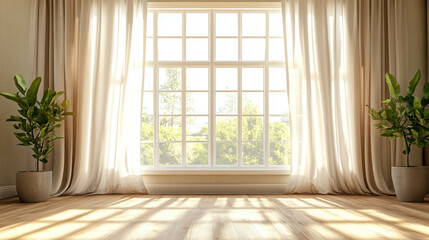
[141,9,290,170]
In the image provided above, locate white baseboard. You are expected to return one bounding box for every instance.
[145,184,287,194]
[0,185,17,200]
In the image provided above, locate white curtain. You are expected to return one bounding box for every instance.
[30,0,147,195]
[282,0,408,194]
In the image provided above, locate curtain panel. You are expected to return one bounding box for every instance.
[282,0,409,194]
[30,0,148,195]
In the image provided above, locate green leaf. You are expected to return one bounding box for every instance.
[385,73,401,98]
[380,129,396,137]
[49,91,65,105]
[382,99,391,105]
[14,132,26,137]
[393,132,403,137]
[414,96,422,108]
[367,106,381,120]
[26,77,42,106]
[51,135,63,141]
[39,129,46,138]
[424,82,429,95]
[61,99,70,110]
[422,83,429,106]
[19,142,32,146]
[6,115,21,122]
[42,89,50,104]
[14,74,27,95]
[407,69,421,96]
[0,92,28,108]
[45,146,54,155]
[27,106,34,118]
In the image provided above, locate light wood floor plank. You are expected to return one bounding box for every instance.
[0,194,428,239]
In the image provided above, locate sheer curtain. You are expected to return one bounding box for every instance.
[30,0,147,195]
[282,0,408,194]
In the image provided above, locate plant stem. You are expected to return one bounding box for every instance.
[402,131,410,167]
[28,118,39,172]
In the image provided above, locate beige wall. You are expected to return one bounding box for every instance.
[0,0,33,186]
[0,0,427,187]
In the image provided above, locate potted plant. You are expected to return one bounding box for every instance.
[368,69,428,202]
[0,75,73,202]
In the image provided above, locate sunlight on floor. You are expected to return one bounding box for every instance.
[0,195,428,239]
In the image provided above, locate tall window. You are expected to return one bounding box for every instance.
[141,9,290,170]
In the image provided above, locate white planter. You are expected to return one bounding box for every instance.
[391,167,427,202]
[16,171,52,203]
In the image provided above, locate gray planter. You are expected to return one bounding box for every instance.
[16,171,52,203]
[392,167,427,202]
[420,166,429,194]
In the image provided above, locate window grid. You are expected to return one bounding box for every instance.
[142,9,290,169]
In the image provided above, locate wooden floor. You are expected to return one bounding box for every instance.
[0,195,429,239]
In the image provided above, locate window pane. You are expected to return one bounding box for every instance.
[158,38,182,61]
[144,67,153,91]
[269,38,285,61]
[187,142,209,165]
[242,38,265,61]
[242,13,266,37]
[269,13,283,37]
[187,92,208,115]
[216,142,237,165]
[186,68,208,90]
[216,68,237,90]
[159,116,182,141]
[159,68,182,90]
[146,38,153,61]
[243,142,264,165]
[242,68,264,90]
[159,142,182,165]
[243,117,263,141]
[141,143,154,165]
[216,13,238,36]
[147,13,154,37]
[186,13,208,36]
[216,117,237,141]
[243,93,263,115]
[216,38,238,61]
[159,92,181,115]
[216,92,237,114]
[158,13,182,36]
[269,116,290,141]
[269,68,287,90]
[186,39,208,61]
[141,116,154,141]
[142,92,153,115]
[269,142,290,165]
[187,116,209,141]
[269,92,289,115]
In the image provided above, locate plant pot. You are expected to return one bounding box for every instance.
[16,171,52,203]
[392,166,427,202]
[420,166,429,194]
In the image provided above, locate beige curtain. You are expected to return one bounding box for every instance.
[360,0,412,195]
[282,0,410,194]
[30,0,147,195]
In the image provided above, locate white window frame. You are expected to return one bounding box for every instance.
[142,7,290,174]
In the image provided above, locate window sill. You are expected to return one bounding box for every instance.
[141,168,290,176]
